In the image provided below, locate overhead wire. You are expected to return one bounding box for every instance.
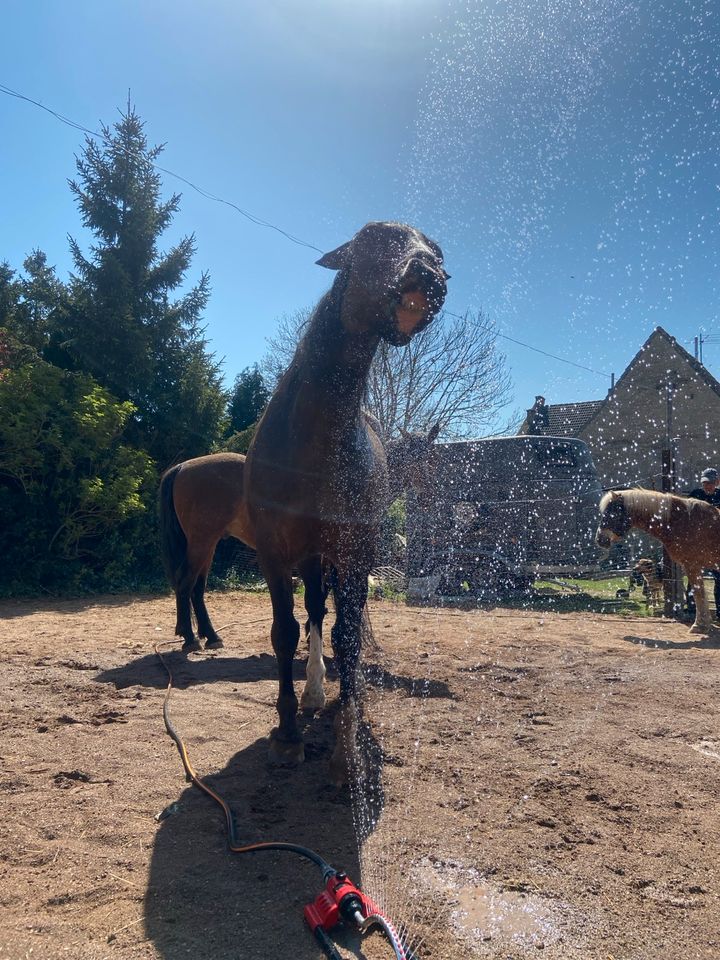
[3,79,615,379]
[0,81,323,254]
[444,308,613,380]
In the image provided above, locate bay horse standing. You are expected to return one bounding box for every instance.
[158,422,440,653]
[159,451,253,652]
[244,221,448,783]
[596,489,720,633]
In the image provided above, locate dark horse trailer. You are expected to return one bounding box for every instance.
[406,435,602,600]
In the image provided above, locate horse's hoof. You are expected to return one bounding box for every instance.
[300,688,326,713]
[181,638,202,653]
[268,731,305,765]
[204,637,224,650]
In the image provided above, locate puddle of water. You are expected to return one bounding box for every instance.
[692,739,720,761]
[413,859,568,952]
[454,882,551,943]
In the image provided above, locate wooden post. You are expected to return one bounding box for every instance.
[661,448,684,617]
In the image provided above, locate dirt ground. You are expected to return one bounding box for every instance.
[1,591,719,960]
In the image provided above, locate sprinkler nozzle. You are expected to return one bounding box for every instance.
[338,889,366,929]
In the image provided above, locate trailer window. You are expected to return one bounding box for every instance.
[535,442,578,468]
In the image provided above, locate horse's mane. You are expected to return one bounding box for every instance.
[600,487,693,522]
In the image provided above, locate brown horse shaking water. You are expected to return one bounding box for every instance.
[244,221,448,783]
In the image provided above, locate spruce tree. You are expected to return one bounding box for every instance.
[0,263,22,371]
[228,364,269,433]
[60,107,226,468]
[0,255,64,368]
[16,251,67,357]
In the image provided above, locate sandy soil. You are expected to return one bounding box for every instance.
[1,591,719,960]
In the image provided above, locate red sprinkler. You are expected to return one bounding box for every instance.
[305,866,416,960]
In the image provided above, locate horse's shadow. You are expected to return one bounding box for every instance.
[362,661,454,700]
[0,592,163,620]
[622,629,720,651]
[96,633,452,958]
[144,709,385,960]
[101,642,448,958]
[96,649,282,690]
[96,649,454,700]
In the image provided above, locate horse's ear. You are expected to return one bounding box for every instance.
[316,241,352,271]
[428,422,441,443]
[611,490,623,501]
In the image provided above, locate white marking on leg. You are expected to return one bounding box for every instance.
[300,623,326,711]
[688,574,708,633]
[696,580,710,631]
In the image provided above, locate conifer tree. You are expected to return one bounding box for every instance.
[0,254,65,368]
[15,251,67,357]
[0,263,21,371]
[0,263,20,329]
[59,107,226,468]
[228,364,269,434]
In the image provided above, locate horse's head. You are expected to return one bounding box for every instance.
[595,490,633,548]
[317,221,449,345]
[386,422,441,496]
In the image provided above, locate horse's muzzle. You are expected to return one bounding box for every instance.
[399,258,448,313]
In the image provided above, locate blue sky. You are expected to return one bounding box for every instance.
[2,0,718,429]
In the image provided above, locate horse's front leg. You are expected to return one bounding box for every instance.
[298,556,329,712]
[329,568,369,785]
[688,567,710,633]
[263,564,304,763]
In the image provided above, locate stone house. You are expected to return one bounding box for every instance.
[520,327,720,491]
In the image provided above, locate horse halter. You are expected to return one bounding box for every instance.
[597,495,632,546]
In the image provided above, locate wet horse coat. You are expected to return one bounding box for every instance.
[596,489,720,632]
[244,221,448,782]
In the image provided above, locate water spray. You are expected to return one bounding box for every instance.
[304,866,416,960]
[156,642,417,960]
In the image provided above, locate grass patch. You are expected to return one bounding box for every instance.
[528,576,651,616]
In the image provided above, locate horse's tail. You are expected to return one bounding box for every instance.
[158,465,186,589]
[361,602,382,655]
[326,564,382,655]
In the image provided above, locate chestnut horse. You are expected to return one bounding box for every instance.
[244,221,447,782]
[596,489,720,632]
[158,421,440,653]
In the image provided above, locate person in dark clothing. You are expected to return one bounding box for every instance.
[687,467,720,504]
[685,467,720,620]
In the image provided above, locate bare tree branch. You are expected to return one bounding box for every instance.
[261,307,512,442]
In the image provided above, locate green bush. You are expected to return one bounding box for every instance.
[0,360,159,594]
